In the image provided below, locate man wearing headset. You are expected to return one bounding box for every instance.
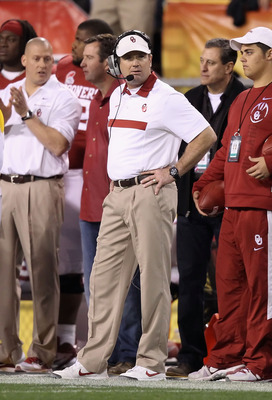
[54,30,216,381]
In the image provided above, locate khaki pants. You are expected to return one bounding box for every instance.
[0,179,64,365]
[90,0,157,39]
[78,182,177,373]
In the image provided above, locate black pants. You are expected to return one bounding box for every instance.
[176,205,222,369]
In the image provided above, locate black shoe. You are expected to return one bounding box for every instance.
[107,362,134,375]
[52,343,77,370]
[166,362,196,378]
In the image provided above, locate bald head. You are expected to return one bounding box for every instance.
[25,37,53,55]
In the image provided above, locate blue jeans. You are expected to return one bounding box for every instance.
[79,219,100,305]
[79,219,141,363]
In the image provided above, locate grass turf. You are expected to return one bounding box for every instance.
[1,375,272,400]
[1,385,272,400]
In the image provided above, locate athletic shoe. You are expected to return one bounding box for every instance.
[188,364,245,381]
[15,357,51,373]
[107,361,134,375]
[0,350,26,373]
[166,362,195,378]
[54,360,108,379]
[119,365,166,381]
[52,342,77,370]
[0,363,16,373]
[226,366,261,382]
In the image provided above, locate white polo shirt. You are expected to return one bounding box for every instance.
[107,73,210,180]
[0,75,81,176]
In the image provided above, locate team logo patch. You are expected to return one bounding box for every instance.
[130,36,136,43]
[254,234,264,251]
[255,234,263,246]
[142,103,147,112]
[37,108,42,117]
[250,102,268,123]
[65,71,76,85]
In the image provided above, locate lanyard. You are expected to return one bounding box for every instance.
[235,81,272,136]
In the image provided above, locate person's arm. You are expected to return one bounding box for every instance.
[0,98,12,125]
[22,116,69,156]
[175,126,216,177]
[142,126,216,195]
[10,86,69,156]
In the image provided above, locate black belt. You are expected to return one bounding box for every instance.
[0,174,63,184]
[113,174,152,188]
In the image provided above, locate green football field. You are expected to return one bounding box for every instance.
[1,374,272,400]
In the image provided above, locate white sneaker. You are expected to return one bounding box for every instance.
[188,364,245,381]
[120,365,166,381]
[226,366,261,382]
[53,360,108,380]
[15,357,51,373]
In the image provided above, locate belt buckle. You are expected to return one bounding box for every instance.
[10,174,19,184]
[117,180,123,188]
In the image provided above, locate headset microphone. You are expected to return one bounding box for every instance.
[107,70,134,81]
[125,75,134,81]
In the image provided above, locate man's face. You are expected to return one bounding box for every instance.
[72,29,92,65]
[0,30,22,68]
[200,47,230,91]
[22,42,54,87]
[81,42,106,85]
[119,51,152,88]
[240,44,269,81]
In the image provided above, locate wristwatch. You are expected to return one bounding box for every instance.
[169,166,180,181]
[21,110,33,121]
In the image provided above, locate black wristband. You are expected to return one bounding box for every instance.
[21,110,33,121]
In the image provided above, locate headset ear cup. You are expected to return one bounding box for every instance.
[107,54,121,76]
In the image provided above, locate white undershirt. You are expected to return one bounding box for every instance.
[208,92,223,113]
[1,69,24,80]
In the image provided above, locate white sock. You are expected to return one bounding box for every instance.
[57,324,76,346]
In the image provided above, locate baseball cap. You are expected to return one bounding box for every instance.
[116,34,151,57]
[230,27,272,51]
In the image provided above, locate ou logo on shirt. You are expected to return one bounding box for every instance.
[65,71,76,85]
[250,102,268,123]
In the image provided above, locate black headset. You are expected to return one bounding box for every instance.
[107,30,151,77]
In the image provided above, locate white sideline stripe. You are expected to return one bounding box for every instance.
[267,211,272,319]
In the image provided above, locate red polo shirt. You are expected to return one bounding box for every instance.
[55,55,98,169]
[80,80,119,222]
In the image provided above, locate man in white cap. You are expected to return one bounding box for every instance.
[189,26,272,382]
[54,30,216,381]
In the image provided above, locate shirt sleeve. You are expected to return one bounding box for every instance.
[161,91,210,143]
[48,90,82,144]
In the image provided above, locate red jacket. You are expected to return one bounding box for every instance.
[193,86,272,211]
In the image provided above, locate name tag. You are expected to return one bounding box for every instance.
[228,136,241,162]
[194,151,210,174]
